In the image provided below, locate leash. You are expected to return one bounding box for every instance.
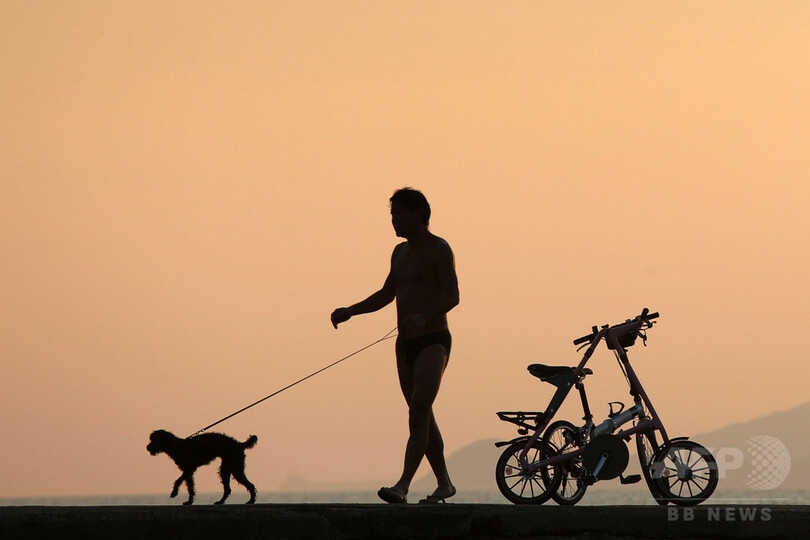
[187,327,398,438]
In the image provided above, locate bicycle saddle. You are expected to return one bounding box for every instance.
[528,364,592,381]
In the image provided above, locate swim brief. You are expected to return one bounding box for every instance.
[396,329,452,368]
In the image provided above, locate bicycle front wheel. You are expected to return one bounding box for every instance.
[495,439,560,505]
[636,430,666,505]
[652,440,718,506]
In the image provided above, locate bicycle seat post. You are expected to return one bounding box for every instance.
[576,377,593,426]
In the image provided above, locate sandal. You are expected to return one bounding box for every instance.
[377,486,407,504]
[418,486,456,504]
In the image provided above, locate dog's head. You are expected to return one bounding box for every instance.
[147,429,176,456]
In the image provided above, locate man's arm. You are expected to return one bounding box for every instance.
[346,274,396,316]
[331,245,401,328]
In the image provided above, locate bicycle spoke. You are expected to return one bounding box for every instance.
[561,476,581,498]
[507,464,544,498]
[528,478,536,498]
[521,476,538,499]
[691,474,710,485]
[685,449,698,469]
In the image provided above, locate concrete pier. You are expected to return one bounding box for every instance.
[1,504,807,539]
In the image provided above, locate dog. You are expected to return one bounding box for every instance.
[147,429,258,505]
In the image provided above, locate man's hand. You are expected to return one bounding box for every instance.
[331,307,352,329]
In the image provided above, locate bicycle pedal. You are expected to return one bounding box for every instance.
[620,474,641,485]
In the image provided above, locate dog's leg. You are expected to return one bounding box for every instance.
[183,471,196,505]
[215,464,232,505]
[232,469,257,504]
[171,475,184,499]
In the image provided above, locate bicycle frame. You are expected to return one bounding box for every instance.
[512,318,670,476]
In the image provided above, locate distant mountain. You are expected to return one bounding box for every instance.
[691,401,808,490]
[416,401,809,493]
[412,438,501,493]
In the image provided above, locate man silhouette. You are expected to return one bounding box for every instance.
[331,188,459,504]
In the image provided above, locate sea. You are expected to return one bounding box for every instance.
[2,489,808,507]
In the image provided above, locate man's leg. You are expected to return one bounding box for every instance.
[391,343,449,496]
[424,410,454,498]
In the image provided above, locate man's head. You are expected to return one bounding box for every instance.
[389,187,431,227]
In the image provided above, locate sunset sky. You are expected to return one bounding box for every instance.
[2,1,808,499]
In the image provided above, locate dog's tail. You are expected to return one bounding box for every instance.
[243,435,258,449]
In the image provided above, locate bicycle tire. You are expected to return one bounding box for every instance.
[652,440,719,506]
[495,439,560,505]
[543,420,587,505]
[636,429,667,505]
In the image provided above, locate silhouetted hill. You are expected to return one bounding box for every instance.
[692,401,808,489]
[412,438,501,493]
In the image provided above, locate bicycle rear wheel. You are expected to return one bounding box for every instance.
[495,439,560,505]
[652,440,718,506]
[543,420,587,505]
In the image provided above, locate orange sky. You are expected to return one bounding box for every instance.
[1,1,808,498]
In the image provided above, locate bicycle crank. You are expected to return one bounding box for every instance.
[582,435,630,481]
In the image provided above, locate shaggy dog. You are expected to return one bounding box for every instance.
[147,429,258,505]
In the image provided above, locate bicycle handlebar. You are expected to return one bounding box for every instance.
[572,308,659,345]
[573,332,597,346]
